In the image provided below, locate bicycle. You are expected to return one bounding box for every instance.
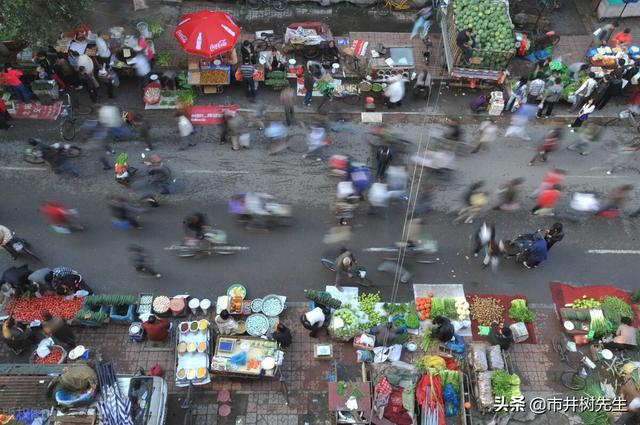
[377,0,411,16]
[59,93,94,141]
[552,336,597,391]
[252,32,284,52]
[23,143,82,164]
[603,108,640,133]
[320,258,373,287]
[246,0,288,12]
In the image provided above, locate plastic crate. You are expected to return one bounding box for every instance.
[109,304,136,323]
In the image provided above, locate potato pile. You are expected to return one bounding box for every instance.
[469,296,504,326]
[200,69,228,85]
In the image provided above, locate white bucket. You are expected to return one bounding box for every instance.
[199,298,211,315]
[188,298,200,315]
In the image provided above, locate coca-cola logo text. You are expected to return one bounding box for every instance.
[209,39,228,52]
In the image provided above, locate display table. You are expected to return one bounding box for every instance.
[175,320,212,387]
[210,335,280,378]
[598,0,640,18]
[188,58,231,94]
[412,283,471,337]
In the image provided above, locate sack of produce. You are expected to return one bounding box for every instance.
[487,345,505,370]
[469,343,488,371]
[476,371,494,408]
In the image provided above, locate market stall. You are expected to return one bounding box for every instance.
[174,11,240,96]
[175,319,212,387]
[215,284,286,336]
[283,22,333,61]
[211,335,280,378]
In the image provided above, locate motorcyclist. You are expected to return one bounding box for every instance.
[28,138,55,165]
[334,248,356,289]
[183,212,207,239]
[542,222,564,251]
[40,201,81,233]
[0,225,18,260]
[522,235,548,269]
[108,196,144,230]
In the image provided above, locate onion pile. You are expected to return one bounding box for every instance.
[153,296,170,314]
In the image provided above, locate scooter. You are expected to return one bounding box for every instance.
[229,193,293,230]
[165,228,248,258]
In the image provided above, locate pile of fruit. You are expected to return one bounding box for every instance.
[329,308,360,340]
[416,295,433,321]
[452,0,514,69]
[200,69,229,85]
[33,346,65,364]
[571,296,601,309]
[6,295,84,322]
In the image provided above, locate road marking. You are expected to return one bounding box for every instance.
[587,249,640,255]
[185,170,249,175]
[568,175,627,179]
[0,166,46,171]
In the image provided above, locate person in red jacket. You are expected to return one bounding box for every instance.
[1,64,32,102]
[0,98,12,130]
[143,315,170,342]
[532,185,561,216]
[611,28,632,48]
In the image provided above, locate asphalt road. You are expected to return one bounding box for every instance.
[1,118,639,304]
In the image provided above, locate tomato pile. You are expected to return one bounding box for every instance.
[6,295,84,321]
[34,346,64,364]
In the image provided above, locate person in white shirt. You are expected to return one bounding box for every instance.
[384,75,405,109]
[77,53,94,75]
[569,97,596,132]
[570,72,597,112]
[95,32,112,66]
[129,52,150,78]
[175,112,196,150]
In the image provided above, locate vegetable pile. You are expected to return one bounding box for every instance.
[588,309,611,338]
[454,297,470,321]
[416,296,432,320]
[508,299,535,323]
[34,346,64,364]
[577,378,609,425]
[329,308,360,339]
[383,302,408,316]
[357,292,383,329]
[491,370,521,402]
[85,294,135,306]
[6,295,84,322]
[469,296,504,326]
[600,296,634,328]
[405,311,420,329]
[571,296,600,309]
[452,0,514,69]
[75,309,109,323]
[305,289,342,309]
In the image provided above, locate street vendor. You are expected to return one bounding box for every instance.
[301,307,326,338]
[431,316,454,343]
[1,264,32,296]
[611,28,633,49]
[2,316,35,354]
[142,315,170,342]
[617,379,640,424]
[321,40,340,68]
[487,322,514,350]
[371,321,399,347]
[456,27,475,64]
[215,309,239,335]
[272,323,292,348]
[265,47,286,72]
[42,310,76,348]
[604,316,637,351]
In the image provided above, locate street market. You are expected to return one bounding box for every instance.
[2,0,640,424]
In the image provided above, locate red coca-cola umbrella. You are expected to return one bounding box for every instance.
[174,11,240,58]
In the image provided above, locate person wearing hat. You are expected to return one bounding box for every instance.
[334,248,356,290]
[143,315,170,342]
[42,310,76,348]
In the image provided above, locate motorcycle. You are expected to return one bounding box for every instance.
[23,143,82,165]
[2,234,41,261]
[502,232,545,265]
[320,258,373,287]
[51,209,85,234]
[229,192,293,230]
[165,228,249,258]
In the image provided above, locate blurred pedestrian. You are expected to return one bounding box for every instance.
[567,62,588,80]
[532,184,561,216]
[109,196,143,229]
[505,77,528,112]
[570,72,597,113]
[598,184,633,218]
[183,212,207,239]
[471,119,498,153]
[531,168,565,199]
[226,111,245,151]
[128,245,161,278]
[375,145,393,180]
[54,53,78,88]
[569,98,596,132]
[494,178,523,211]
[2,64,31,103]
[95,31,112,67]
[98,104,131,153]
[303,70,315,107]
[504,103,536,140]
[0,98,12,130]
[175,111,196,150]
[42,310,76,348]
[537,77,563,118]
[280,86,295,126]
[124,112,153,151]
[529,127,560,165]
[595,75,617,110]
[593,23,616,46]
[455,181,488,224]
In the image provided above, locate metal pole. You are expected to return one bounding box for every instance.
[615,1,631,26]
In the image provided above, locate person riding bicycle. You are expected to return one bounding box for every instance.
[146,155,172,194]
[542,222,564,250]
[522,235,548,269]
[334,248,356,289]
[28,138,56,165]
[40,201,78,232]
[0,225,18,260]
[183,212,207,239]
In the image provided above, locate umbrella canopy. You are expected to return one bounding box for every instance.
[174,11,240,58]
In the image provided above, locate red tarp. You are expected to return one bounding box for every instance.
[466,294,538,344]
[189,105,238,125]
[9,101,62,120]
[549,282,640,326]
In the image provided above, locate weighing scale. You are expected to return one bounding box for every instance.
[217,338,236,353]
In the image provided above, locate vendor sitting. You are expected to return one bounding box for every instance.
[487,322,514,351]
[604,316,637,351]
[301,307,326,338]
[2,316,35,354]
[371,321,399,347]
[273,323,292,348]
[28,267,53,298]
[1,264,32,296]
[142,315,170,342]
[215,309,239,335]
[432,316,455,343]
[322,40,340,68]
[265,47,286,72]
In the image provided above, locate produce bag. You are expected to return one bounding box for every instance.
[357,349,374,363]
[469,343,488,371]
[230,351,247,367]
[476,371,494,409]
[487,345,505,370]
[36,338,54,358]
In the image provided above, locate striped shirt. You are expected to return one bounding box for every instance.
[239,64,255,81]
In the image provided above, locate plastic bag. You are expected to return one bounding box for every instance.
[476,371,494,408]
[230,351,247,366]
[487,345,505,370]
[357,349,373,363]
[469,343,488,371]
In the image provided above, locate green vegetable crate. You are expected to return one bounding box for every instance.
[76,304,110,327]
